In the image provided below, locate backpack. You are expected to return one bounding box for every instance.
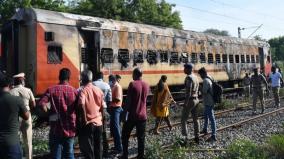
[207,77,223,104]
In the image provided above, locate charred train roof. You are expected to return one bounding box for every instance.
[11,8,269,47]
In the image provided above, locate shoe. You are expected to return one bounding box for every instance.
[200,130,208,135]
[252,111,257,115]
[194,137,200,144]
[206,136,217,142]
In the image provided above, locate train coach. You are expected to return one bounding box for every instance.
[0,8,271,96]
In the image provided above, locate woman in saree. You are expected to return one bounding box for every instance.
[151,75,176,134]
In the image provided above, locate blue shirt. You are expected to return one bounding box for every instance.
[93,79,112,103]
[270,72,282,87]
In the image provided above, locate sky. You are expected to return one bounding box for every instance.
[166,0,284,40]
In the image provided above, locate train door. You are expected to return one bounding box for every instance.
[80,30,100,75]
[259,47,264,69]
[1,21,19,74]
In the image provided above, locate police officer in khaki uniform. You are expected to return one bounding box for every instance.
[243,73,251,97]
[250,68,268,114]
[181,63,200,144]
[10,73,35,159]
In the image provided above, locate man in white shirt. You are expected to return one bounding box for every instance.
[269,66,284,108]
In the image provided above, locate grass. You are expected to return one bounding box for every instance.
[33,139,49,155]
[218,122,284,159]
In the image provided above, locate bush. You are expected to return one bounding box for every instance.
[218,139,267,159]
[145,136,188,159]
[215,99,234,110]
[264,134,284,158]
[33,139,49,154]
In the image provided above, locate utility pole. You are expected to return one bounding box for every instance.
[238,27,243,38]
[237,24,263,39]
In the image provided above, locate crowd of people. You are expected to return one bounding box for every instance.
[0,64,282,159]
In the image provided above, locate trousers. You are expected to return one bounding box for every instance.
[78,124,103,159]
[121,120,146,159]
[252,88,265,112]
[181,98,200,138]
[19,113,32,159]
[272,86,280,107]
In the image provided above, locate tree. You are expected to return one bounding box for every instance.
[0,0,72,26]
[0,0,182,29]
[203,28,230,36]
[268,36,284,61]
[72,0,183,29]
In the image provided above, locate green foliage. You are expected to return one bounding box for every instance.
[33,139,49,154]
[1,0,182,29]
[0,0,71,26]
[268,36,284,61]
[218,139,267,159]
[215,99,234,110]
[264,134,284,158]
[72,0,182,29]
[145,136,187,159]
[203,28,230,36]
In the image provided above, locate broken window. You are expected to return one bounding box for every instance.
[47,45,62,64]
[146,50,158,64]
[81,48,88,64]
[208,53,213,64]
[101,48,114,63]
[159,50,168,63]
[133,49,144,64]
[200,53,206,63]
[229,55,234,63]
[256,55,259,63]
[241,55,245,63]
[118,49,130,67]
[191,53,197,63]
[180,52,189,63]
[215,54,221,63]
[222,54,228,63]
[251,55,255,63]
[235,55,240,63]
[246,55,250,63]
[170,52,179,64]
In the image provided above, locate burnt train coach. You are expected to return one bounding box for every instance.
[0,8,271,95]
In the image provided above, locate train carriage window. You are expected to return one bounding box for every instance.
[235,55,240,63]
[133,49,144,64]
[180,52,189,63]
[251,55,255,63]
[229,55,234,63]
[208,53,213,64]
[246,55,250,63]
[200,53,206,63]
[81,48,88,64]
[159,51,168,63]
[222,54,228,63]
[146,50,158,64]
[101,48,114,63]
[47,45,62,64]
[241,55,245,63]
[256,55,259,63]
[118,49,130,67]
[170,52,179,64]
[216,54,221,63]
[191,53,197,63]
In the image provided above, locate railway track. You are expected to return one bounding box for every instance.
[33,88,280,158]
[126,102,284,158]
